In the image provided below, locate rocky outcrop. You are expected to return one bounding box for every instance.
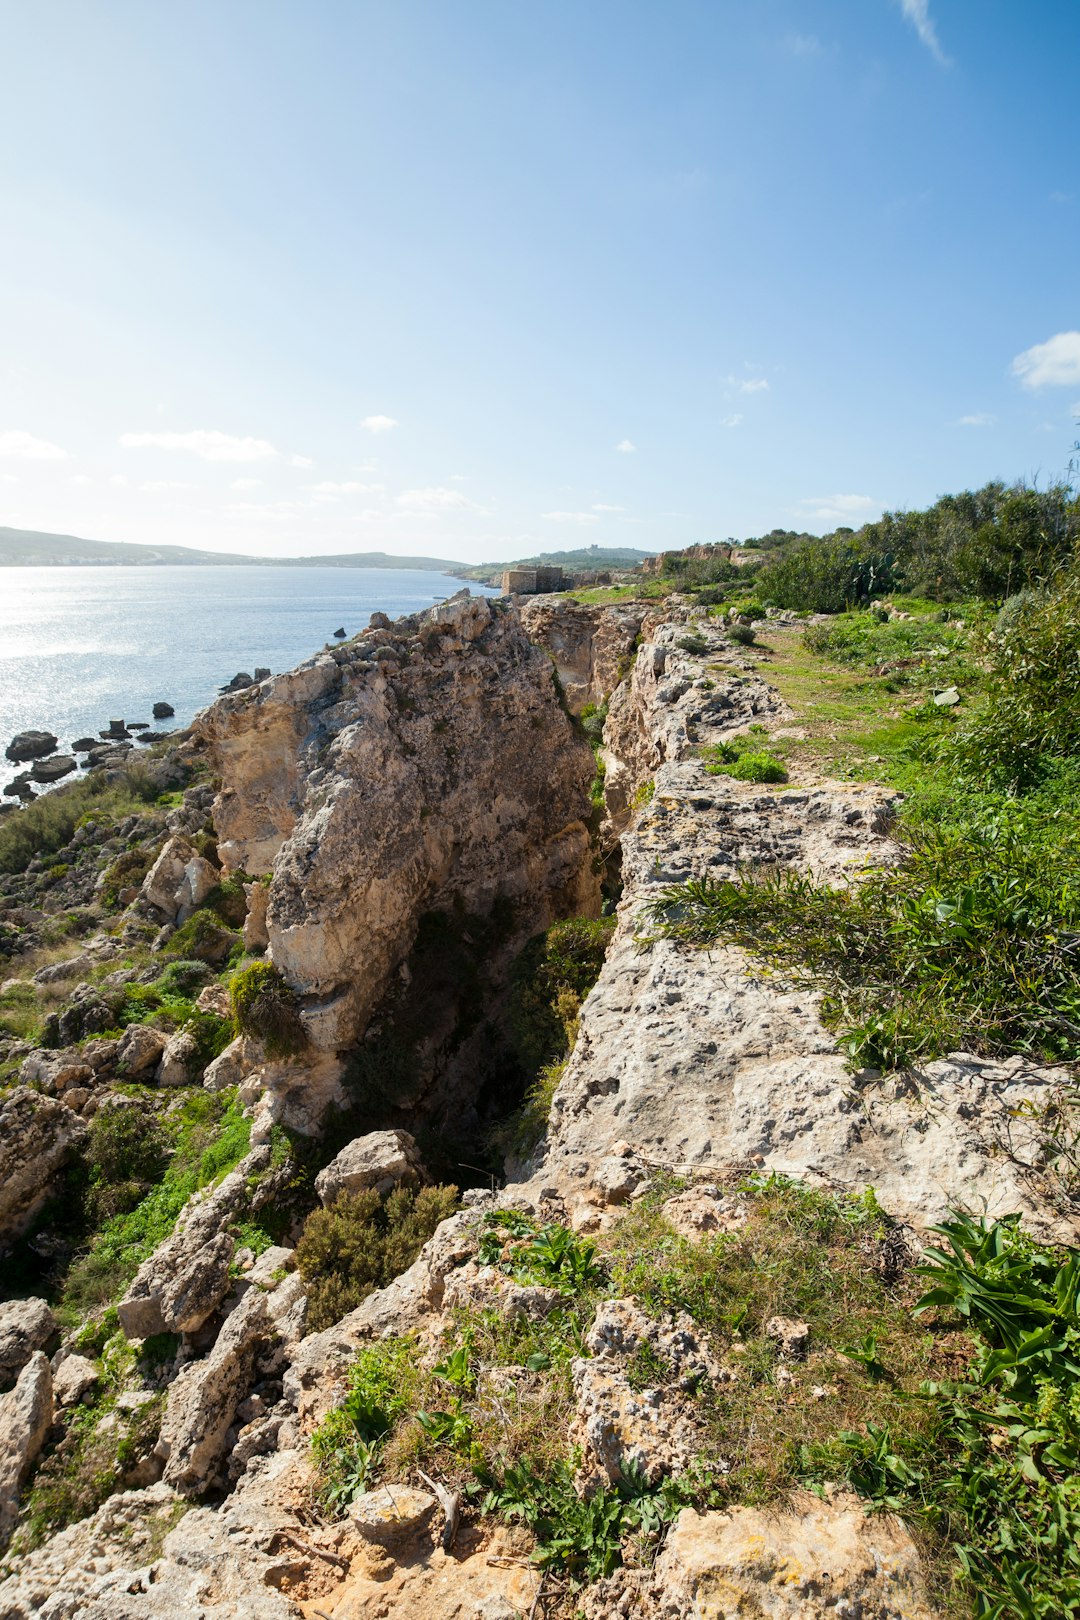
[5,732,57,764]
[0,1300,57,1389]
[194,592,600,1052]
[582,1492,935,1619]
[159,1270,305,1495]
[0,1354,52,1547]
[140,836,220,922]
[116,1162,257,1339]
[518,597,644,712]
[0,1089,85,1250]
[314,1129,427,1205]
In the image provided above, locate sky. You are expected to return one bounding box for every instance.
[1,0,1078,565]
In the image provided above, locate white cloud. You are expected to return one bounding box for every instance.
[109,474,130,487]
[958,413,995,427]
[361,415,398,434]
[615,439,637,453]
[797,493,878,524]
[289,454,314,468]
[231,478,261,491]
[120,429,279,462]
[140,480,193,492]
[308,480,378,495]
[898,0,950,65]
[0,430,67,459]
[396,486,479,511]
[781,31,824,57]
[0,472,17,483]
[449,473,467,482]
[721,413,743,428]
[1011,331,1080,389]
[724,375,769,394]
[591,503,624,512]
[68,474,93,486]
[543,511,599,525]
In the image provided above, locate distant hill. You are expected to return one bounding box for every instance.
[0,527,465,571]
[455,544,657,580]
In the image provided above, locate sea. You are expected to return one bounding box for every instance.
[0,565,500,795]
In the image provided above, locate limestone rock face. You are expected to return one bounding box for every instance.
[158,1270,305,1495]
[0,1299,57,1388]
[193,592,599,1051]
[0,1352,53,1547]
[116,1166,252,1339]
[116,1022,167,1078]
[621,1495,936,1620]
[518,597,644,712]
[315,1128,427,1205]
[51,1353,99,1407]
[140,834,201,919]
[154,1027,199,1087]
[0,1089,85,1249]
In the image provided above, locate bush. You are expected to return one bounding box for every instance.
[0,766,164,875]
[296,1183,459,1333]
[702,740,788,785]
[757,536,898,614]
[230,961,306,1056]
[153,959,213,998]
[728,623,756,646]
[167,909,240,967]
[84,1103,170,1223]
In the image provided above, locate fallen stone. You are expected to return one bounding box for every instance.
[0,1298,57,1388]
[661,1184,747,1241]
[315,1128,427,1205]
[30,755,77,784]
[155,1028,200,1087]
[0,1088,85,1248]
[117,1022,168,1078]
[350,1485,437,1548]
[152,702,175,719]
[766,1315,810,1359]
[116,1167,250,1339]
[0,1353,53,1547]
[175,854,220,921]
[140,834,200,920]
[52,1352,99,1406]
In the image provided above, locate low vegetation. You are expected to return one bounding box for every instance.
[295,1182,459,1333]
[230,960,306,1056]
[0,764,165,875]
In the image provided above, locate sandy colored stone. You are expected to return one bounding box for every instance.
[314,1128,427,1205]
[0,1298,57,1387]
[116,1022,167,1078]
[0,1088,85,1248]
[0,1352,52,1547]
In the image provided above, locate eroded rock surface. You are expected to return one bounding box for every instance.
[0,1089,85,1250]
[314,1128,427,1205]
[0,1299,57,1388]
[194,592,600,1053]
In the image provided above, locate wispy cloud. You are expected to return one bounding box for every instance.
[1011,331,1080,389]
[615,439,637,454]
[591,503,624,512]
[120,429,278,462]
[0,430,66,459]
[543,511,599,525]
[724,374,769,395]
[68,474,93,486]
[308,481,379,495]
[109,474,129,487]
[721,413,743,428]
[797,493,878,525]
[898,0,950,65]
[396,485,479,511]
[780,31,824,58]
[289,454,314,469]
[361,414,398,434]
[958,412,996,427]
[140,481,193,492]
[231,478,261,491]
[1049,190,1075,205]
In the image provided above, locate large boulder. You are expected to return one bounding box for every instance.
[0,1089,85,1249]
[154,1028,199,1087]
[116,1167,251,1340]
[0,1353,53,1548]
[314,1128,427,1206]
[140,836,200,920]
[30,755,76,784]
[5,731,57,764]
[117,1022,169,1078]
[0,1299,57,1389]
[175,855,220,922]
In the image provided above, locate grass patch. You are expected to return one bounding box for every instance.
[0,765,167,875]
[60,1089,251,1320]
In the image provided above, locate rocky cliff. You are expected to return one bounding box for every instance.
[0,591,1076,1619]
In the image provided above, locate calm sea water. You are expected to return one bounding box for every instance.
[0,565,499,793]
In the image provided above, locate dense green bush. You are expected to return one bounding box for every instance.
[167,909,240,967]
[296,1183,459,1332]
[83,1103,171,1223]
[955,563,1080,788]
[756,535,897,613]
[230,961,306,1055]
[0,766,164,875]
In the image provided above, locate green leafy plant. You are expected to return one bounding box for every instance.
[230,961,306,1056]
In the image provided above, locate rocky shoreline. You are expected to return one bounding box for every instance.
[0,591,1074,1618]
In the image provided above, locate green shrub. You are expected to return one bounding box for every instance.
[0,766,164,875]
[167,909,240,967]
[728,623,756,646]
[84,1103,170,1223]
[230,961,306,1056]
[295,1183,459,1333]
[802,1212,1080,1618]
[153,959,213,997]
[203,870,250,928]
[310,1337,422,1512]
[702,740,789,785]
[757,536,897,614]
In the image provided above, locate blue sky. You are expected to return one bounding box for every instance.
[1,0,1078,563]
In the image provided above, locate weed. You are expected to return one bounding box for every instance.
[230,961,306,1056]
